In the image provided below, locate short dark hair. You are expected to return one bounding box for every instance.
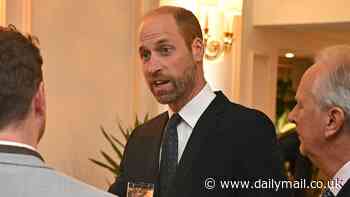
[0,25,43,129]
[145,6,203,51]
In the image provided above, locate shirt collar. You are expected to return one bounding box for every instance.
[330,161,350,196]
[168,83,216,128]
[0,140,37,151]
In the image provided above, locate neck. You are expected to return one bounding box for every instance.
[312,143,350,180]
[169,79,206,112]
[0,122,38,149]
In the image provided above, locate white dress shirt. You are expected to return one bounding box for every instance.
[0,140,37,151]
[167,83,216,162]
[329,161,350,196]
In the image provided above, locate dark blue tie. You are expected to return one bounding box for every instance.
[160,113,182,197]
[322,188,335,197]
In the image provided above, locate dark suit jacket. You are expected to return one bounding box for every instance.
[109,91,291,197]
[338,179,350,197]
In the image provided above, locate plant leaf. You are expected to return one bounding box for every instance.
[144,113,149,122]
[89,158,117,175]
[90,114,151,178]
[118,122,129,141]
[101,150,119,169]
[134,116,140,129]
[126,128,132,139]
[110,135,125,149]
[100,126,124,159]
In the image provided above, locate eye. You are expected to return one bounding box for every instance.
[157,45,173,56]
[139,48,151,62]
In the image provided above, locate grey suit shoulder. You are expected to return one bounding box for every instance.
[0,152,117,197]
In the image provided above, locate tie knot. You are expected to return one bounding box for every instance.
[167,113,182,129]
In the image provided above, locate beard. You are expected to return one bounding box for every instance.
[149,64,197,105]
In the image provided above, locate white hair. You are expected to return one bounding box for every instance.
[312,45,350,122]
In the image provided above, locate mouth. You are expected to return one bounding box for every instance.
[150,79,174,96]
[152,80,171,87]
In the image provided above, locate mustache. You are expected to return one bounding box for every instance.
[147,73,173,83]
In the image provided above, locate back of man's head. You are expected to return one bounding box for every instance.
[0,25,43,130]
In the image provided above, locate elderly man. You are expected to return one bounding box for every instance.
[288,45,350,197]
[0,25,116,197]
[109,6,289,197]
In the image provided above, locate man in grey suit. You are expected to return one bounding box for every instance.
[0,25,116,197]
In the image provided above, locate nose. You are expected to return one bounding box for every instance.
[146,63,161,76]
[144,57,162,76]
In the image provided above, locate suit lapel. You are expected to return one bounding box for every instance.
[139,112,168,183]
[171,92,228,194]
[150,112,169,181]
[136,112,168,197]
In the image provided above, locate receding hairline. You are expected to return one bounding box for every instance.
[141,6,203,51]
[143,6,184,19]
[140,6,184,34]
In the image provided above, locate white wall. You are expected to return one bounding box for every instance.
[32,0,136,189]
[239,0,279,120]
[253,0,350,26]
[203,16,242,102]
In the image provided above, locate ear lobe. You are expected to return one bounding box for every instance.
[191,37,204,62]
[325,107,345,138]
[33,82,46,117]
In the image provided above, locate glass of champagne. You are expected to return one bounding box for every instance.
[127,182,154,197]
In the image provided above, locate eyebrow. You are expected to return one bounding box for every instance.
[155,39,170,45]
[138,38,171,52]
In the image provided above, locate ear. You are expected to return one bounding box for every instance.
[191,37,204,62]
[324,106,345,138]
[33,81,46,117]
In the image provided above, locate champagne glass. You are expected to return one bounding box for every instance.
[127,182,154,197]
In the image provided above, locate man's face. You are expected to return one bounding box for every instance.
[288,65,327,158]
[138,14,197,105]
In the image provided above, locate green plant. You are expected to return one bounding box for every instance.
[89,114,149,177]
[276,78,296,119]
[277,110,296,134]
[276,78,296,134]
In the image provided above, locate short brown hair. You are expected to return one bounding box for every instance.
[0,25,43,129]
[144,6,203,51]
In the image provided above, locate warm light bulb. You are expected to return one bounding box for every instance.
[285,53,295,58]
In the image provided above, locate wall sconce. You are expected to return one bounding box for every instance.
[201,12,235,60]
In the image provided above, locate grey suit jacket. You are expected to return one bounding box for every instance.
[0,145,117,197]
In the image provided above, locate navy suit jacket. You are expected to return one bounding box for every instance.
[338,180,350,197]
[109,91,291,197]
